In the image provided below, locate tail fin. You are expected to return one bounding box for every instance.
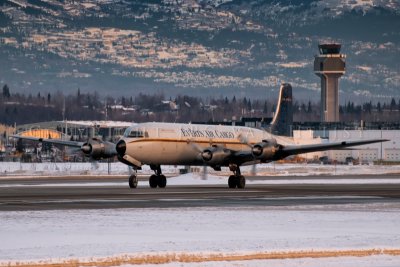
[270,83,293,136]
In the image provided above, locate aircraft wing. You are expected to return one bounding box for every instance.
[11,135,84,147]
[232,150,256,164]
[279,139,389,158]
[202,139,389,166]
[11,135,117,159]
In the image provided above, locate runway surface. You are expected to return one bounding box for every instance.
[1,174,400,211]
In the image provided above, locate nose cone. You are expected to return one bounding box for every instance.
[252,145,263,157]
[81,143,92,154]
[116,140,126,156]
[201,149,213,162]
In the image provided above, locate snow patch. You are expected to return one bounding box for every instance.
[1,206,400,263]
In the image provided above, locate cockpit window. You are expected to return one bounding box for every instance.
[128,131,144,138]
[124,128,148,138]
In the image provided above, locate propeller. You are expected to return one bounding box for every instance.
[202,165,208,180]
[81,143,91,154]
[237,130,279,176]
[237,133,259,176]
[237,133,253,148]
[250,164,257,176]
[187,140,209,180]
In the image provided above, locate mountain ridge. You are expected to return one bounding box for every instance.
[0,0,399,102]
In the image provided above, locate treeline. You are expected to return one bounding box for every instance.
[1,84,399,126]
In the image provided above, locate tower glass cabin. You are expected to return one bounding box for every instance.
[314,44,346,122]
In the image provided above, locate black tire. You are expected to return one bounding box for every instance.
[149,174,158,188]
[128,174,138,188]
[237,175,246,189]
[228,175,237,188]
[158,175,167,188]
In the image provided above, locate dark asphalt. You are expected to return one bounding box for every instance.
[1,174,400,211]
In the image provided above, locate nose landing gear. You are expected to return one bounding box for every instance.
[128,174,138,188]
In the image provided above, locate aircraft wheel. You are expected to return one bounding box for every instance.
[237,175,246,189]
[228,175,237,188]
[149,174,158,188]
[158,175,167,188]
[128,174,138,188]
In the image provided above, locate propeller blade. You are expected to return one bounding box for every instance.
[251,164,257,176]
[188,140,203,153]
[237,133,253,148]
[202,165,208,180]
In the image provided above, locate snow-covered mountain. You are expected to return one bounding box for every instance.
[0,0,399,102]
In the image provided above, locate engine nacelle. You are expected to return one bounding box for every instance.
[201,146,231,166]
[81,138,117,159]
[252,141,278,161]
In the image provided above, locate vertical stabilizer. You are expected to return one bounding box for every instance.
[270,83,293,136]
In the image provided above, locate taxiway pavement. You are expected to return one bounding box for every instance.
[0,174,400,211]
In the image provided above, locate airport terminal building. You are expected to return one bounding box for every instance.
[293,129,400,163]
[15,120,133,142]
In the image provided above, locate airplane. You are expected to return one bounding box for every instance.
[12,84,388,189]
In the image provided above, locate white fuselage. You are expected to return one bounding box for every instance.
[119,122,294,166]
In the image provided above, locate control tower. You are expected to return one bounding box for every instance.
[314,44,346,122]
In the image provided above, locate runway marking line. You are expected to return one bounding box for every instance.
[2,248,400,266]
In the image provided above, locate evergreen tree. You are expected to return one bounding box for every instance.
[377,102,382,113]
[2,84,10,98]
[390,98,396,111]
[307,101,312,113]
[47,93,51,103]
[243,97,247,107]
[247,99,252,111]
[301,103,306,113]
[271,104,276,113]
[263,101,268,114]
[76,88,81,106]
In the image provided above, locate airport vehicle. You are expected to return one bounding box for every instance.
[12,84,388,189]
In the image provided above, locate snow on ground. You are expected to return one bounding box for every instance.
[0,162,400,178]
[1,162,400,266]
[1,204,400,266]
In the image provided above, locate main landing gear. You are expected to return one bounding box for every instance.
[149,165,167,188]
[228,165,245,189]
[128,165,167,189]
